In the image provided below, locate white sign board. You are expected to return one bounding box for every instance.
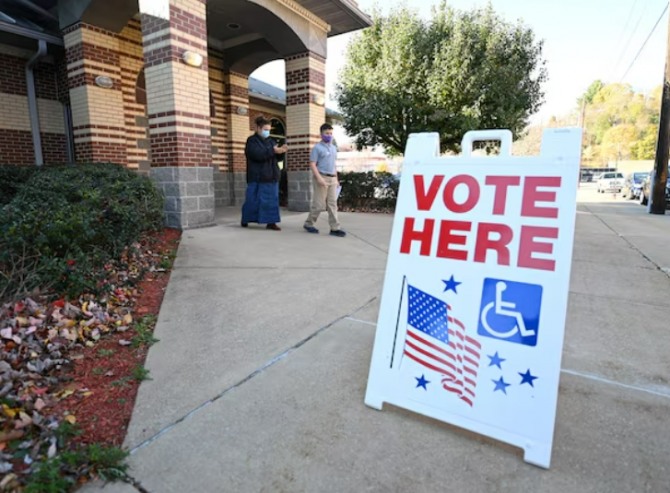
[365,128,582,469]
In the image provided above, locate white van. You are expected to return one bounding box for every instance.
[596,172,625,193]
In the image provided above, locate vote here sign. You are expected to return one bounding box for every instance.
[365,128,582,468]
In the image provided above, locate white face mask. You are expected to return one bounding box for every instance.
[260,129,270,139]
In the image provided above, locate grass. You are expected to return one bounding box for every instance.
[131,315,159,348]
[110,376,132,388]
[131,365,151,382]
[92,367,106,376]
[97,348,115,357]
[25,444,129,493]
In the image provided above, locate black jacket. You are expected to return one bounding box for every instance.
[245,134,280,183]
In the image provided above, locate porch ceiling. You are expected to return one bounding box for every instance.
[294,0,371,36]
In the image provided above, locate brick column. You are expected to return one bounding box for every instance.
[140,0,214,229]
[285,52,326,212]
[222,70,250,206]
[64,23,127,164]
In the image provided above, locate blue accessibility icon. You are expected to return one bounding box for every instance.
[477,278,543,347]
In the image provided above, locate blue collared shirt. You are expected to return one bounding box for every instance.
[310,141,337,175]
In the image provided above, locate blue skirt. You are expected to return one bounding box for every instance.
[241,182,280,224]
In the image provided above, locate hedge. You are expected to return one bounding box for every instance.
[0,164,164,300]
[338,171,399,212]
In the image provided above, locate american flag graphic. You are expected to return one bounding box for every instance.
[403,284,482,406]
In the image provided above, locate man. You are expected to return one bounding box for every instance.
[303,123,346,237]
[241,116,287,231]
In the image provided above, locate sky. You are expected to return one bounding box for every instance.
[251,0,669,125]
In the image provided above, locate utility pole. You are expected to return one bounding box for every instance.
[650,2,670,214]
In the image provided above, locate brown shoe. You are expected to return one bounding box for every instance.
[266,223,281,231]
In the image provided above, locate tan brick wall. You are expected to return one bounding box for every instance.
[285,52,326,172]
[223,71,249,172]
[209,49,228,171]
[140,0,212,168]
[65,23,127,164]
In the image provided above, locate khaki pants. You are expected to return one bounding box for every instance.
[304,174,340,231]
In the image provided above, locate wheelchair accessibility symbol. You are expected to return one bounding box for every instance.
[477,278,543,347]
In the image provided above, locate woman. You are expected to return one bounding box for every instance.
[241,116,287,230]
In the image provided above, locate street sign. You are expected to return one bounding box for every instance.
[365,128,582,468]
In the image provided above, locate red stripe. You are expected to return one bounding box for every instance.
[407,330,453,360]
[464,355,479,368]
[465,346,480,359]
[459,395,474,407]
[465,335,482,349]
[405,340,457,373]
[464,376,477,388]
[449,316,466,331]
[404,350,453,376]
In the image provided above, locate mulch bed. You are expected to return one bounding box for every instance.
[50,228,180,448]
[0,227,180,489]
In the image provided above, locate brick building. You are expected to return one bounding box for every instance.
[0,0,370,228]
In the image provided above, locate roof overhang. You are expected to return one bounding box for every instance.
[291,0,371,37]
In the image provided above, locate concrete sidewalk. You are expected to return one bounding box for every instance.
[83,186,670,493]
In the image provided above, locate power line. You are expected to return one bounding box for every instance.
[619,2,669,82]
[610,0,641,77]
[611,0,649,78]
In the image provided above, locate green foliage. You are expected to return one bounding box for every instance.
[0,164,164,300]
[578,82,662,164]
[336,2,546,154]
[131,315,159,348]
[338,171,399,211]
[25,445,128,493]
[131,365,151,382]
[0,165,37,205]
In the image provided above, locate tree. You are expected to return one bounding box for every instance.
[578,81,662,165]
[335,2,547,155]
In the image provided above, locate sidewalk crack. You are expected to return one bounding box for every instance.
[583,205,670,279]
[128,296,378,455]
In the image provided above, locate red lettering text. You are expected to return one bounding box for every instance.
[485,176,521,215]
[400,217,435,256]
[518,226,559,271]
[443,175,480,213]
[474,222,513,265]
[437,220,471,260]
[414,175,444,211]
[522,177,561,218]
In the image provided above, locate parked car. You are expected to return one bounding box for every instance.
[621,171,650,200]
[639,169,670,207]
[596,172,625,193]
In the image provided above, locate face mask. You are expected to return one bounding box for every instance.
[322,135,333,143]
[260,129,270,139]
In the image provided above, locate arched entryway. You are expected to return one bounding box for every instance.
[270,117,288,206]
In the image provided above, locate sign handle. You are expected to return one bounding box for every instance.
[389,276,407,369]
[461,129,513,157]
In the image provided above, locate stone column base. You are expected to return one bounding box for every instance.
[288,170,313,212]
[213,171,248,207]
[151,167,215,229]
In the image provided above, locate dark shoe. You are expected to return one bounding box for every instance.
[266,223,281,231]
[241,222,248,228]
[303,225,319,234]
[330,229,346,237]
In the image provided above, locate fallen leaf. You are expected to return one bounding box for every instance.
[34,398,46,411]
[0,328,12,339]
[65,415,76,425]
[47,440,57,458]
[0,430,24,443]
[123,313,133,325]
[119,339,131,346]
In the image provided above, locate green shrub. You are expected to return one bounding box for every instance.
[0,164,164,300]
[0,165,37,205]
[338,171,399,211]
